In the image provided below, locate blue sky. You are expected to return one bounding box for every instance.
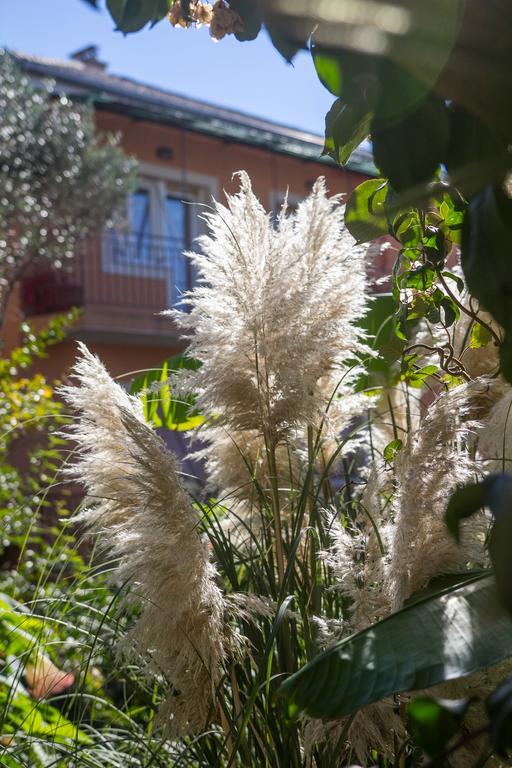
[0,0,333,135]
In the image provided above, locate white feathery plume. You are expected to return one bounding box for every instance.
[169,171,369,509]
[370,381,422,457]
[303,702,403,767]
[171,171,368,438]
[337,378,496,627]
[383,377,493,611]
[201,425,305,508]
[61,344,236,737]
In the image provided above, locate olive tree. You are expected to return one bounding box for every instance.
[0,50,136,323]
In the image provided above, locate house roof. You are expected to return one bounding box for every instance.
[12,50,376,175]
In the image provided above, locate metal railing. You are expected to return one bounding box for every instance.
[21,231,191,316]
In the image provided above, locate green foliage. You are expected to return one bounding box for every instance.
[0,321,177,766]
[0,50,136,321]
[322,97,373,166]
[383,438,402,463]
[129,353,204,430]
[408,696,470,759]
[344,178,389,243]
[487,676,512,757]
[0,592,91,764]
[0,317,77,595]
[446,474,512,615]
[279,574,509,720]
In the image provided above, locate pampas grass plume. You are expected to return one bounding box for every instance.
[170,172,370,505]
[61,343,235,736]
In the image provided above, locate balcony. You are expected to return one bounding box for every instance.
[20,232,190,344]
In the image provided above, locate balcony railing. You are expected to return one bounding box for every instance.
[21,231,190,317]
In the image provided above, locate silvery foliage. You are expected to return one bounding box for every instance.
[0,50,136,311]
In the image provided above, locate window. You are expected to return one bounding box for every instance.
[163,195,189,299]
[129,188,152,262]
[104,180,191,305]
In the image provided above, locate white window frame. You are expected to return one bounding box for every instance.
[102,162,218,305]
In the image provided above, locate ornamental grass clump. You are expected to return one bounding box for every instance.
[59,174,507,767]
[61,344,236,737]
[61,174,373,764]
[169,172,370,565]
[172,172,368,442]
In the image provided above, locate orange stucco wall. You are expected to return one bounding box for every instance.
[3,109,389,384]
[95,111,368,205]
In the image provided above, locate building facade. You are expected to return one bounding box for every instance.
[3,49,390,382]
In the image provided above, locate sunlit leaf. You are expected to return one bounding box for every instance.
[383,438,403,462]
[130,353,203,431]
[345,178,389,244]
[470,321,493,349]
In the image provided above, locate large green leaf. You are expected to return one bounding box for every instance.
[279,574,512,719]
[372,92,450,192]
[446,474,512,614]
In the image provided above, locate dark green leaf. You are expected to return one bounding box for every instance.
[447,474,512,615]
[264,18,311,62]
[487,676,512,756]
[440,296,459,327]
[501,333,512,385]
[230,0,262,41]
[107,0,168,33]
[442,270,465,294]
[323,98,372,166]
[408,696,470,757]
[393,211,422,248]
[279,574,512,719]
[312,50,343,96]
[488,475,512,614]
[445,479,491,542]
[372,93,450,192]
[461,184,512,348]
[315,47,380,165]
[345,178,389,244]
